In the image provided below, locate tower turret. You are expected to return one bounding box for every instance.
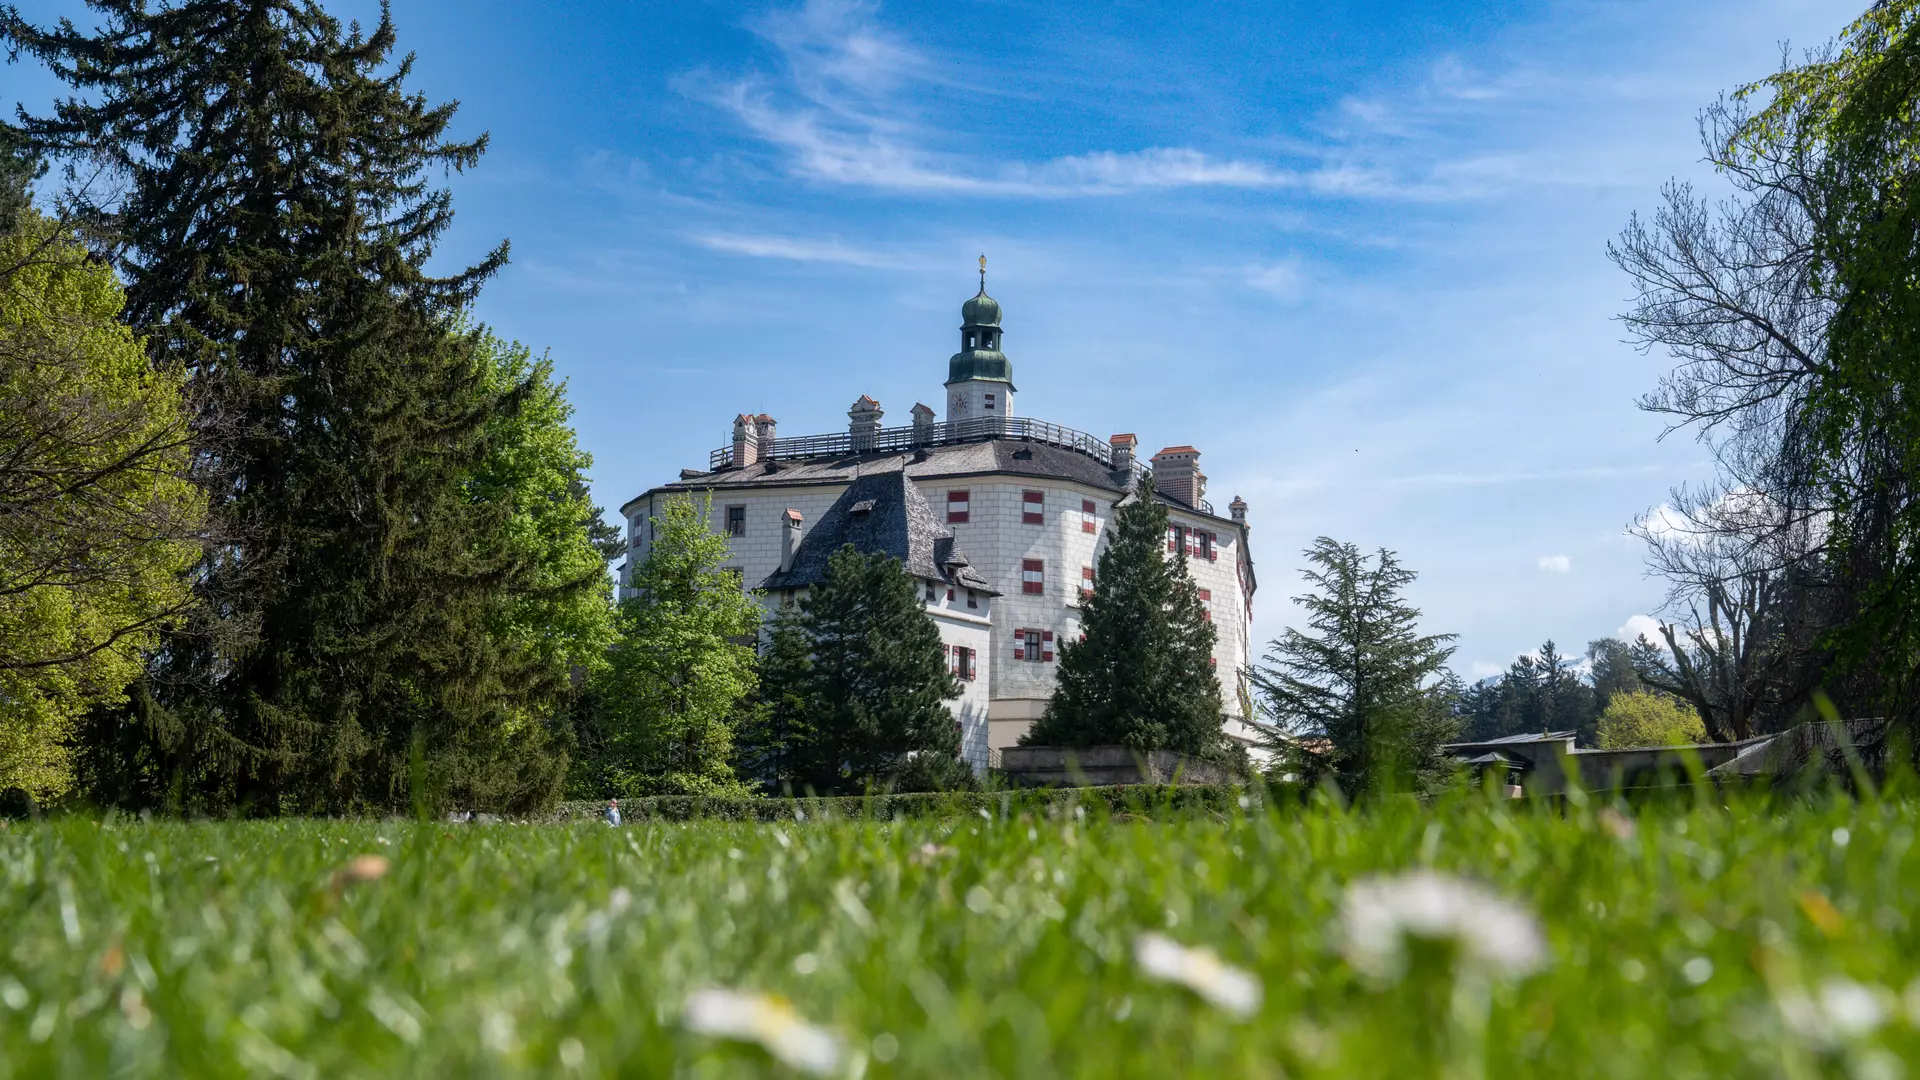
[946,255,1015,425]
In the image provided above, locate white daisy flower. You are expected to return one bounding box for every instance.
[1132,933,1263,1018]
[1778,977,1888,1046]
[683,988,843,1076]
[1338,871,1547,981]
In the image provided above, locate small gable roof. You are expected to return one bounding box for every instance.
[759,471,999,595]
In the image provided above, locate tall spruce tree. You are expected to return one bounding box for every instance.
[5,2,577,813]
[1255,538,1459,797]
[1023,474,1228,758]
[792,546,968,794]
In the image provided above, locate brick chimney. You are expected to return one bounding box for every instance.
[910,402,936,445]
[1110,433,1137,472]
[754,414,778,458]
[849,395,883,452]
[731,413,759,468]
[1151,446,1204,507]
[1229,495,1248,526]
[779,508,804,572]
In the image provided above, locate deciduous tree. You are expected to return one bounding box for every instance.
[594,494,757,798]
[0,214,202,800]
[1596,691,1707,749]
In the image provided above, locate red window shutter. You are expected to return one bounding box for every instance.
[1023,490,1044,524]
[967,648,978,681]
[1082,499,1096,514]
[1040,629,1054,662]
[1013,632,1025,661]
[1022,559,1045,595]
[947,490,970,524]
[1041,630,1054,641]
[1167,526,1177,553]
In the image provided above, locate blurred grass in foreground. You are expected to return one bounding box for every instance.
[0,787,1915,1078]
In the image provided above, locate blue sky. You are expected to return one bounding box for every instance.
[6,0,1856,677]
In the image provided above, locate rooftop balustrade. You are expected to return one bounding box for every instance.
[706,416,1214,514]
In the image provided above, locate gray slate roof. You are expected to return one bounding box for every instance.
[1445,731,1577,748]
[759,471,1000,595]
[626,438,1229,522]
[645,439,1128,496]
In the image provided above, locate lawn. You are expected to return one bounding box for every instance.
[0,790,1914,1078]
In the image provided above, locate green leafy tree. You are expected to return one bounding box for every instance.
[1610,4,1920,741]
[593,495,757,797]
[1255,538,1460,797]
[1023,474,1227,758]
[467,330,616,694]
[6,2,577,813]
[1596,691,1707,749]
[0,215,202,801]
[793,546,968,794]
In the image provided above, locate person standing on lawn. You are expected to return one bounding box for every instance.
[604,799,621,826]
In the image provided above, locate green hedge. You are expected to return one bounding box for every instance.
[547,784,1262,823]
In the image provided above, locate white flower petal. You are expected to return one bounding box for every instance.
[1338,871,1546,980]
[684,988,844,1076]
[1133,933,1263,1018]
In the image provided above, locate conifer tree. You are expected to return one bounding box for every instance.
[734,606,817,794]
[1023,474,1228,758]
[0,125,42,226]
[593,495,756,798]
[1255,538,1460,797]
[793,546,968,794]
[5,2,585,812]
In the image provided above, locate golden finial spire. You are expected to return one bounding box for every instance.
[978,253,987,292]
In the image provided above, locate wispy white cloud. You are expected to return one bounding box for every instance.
[1537,554,1571,573]
[1386,463,1665,488]
[689,231,914,268]
[694,0,1428,199]
[710,80,1384,197]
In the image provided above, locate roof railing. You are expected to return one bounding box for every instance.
[706,416,1215,513]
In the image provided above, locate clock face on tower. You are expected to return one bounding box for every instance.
[949,392,967,417]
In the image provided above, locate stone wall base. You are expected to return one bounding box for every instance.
[996,745,1238,788]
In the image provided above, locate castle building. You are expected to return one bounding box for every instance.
[619,265,1258,770]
